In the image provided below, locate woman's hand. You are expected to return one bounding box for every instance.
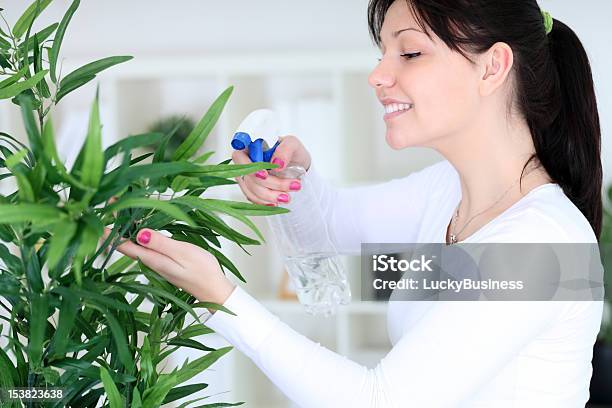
[232,135,311,206]
[102,227,236,312]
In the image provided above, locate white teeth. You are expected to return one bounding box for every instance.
[385,103,413,114]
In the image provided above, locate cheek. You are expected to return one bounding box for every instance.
[384,58,480,149]
[413,62,479,133]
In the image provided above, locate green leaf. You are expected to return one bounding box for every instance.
[99,366,124,408]
[173,86,233,161]
[72,215,103,285]
[32,33,51,98]
[141,371,178,407]
[140,337,155,388]
[143,347,232,407]
[186,162,278,178]
[46,220,77,270]
[103,132,164,164]
[204,244,247,283]
[49,0,80,83]
[49,288,80,357]
[174,196,265,242]
[28,293,49,370]
[51,358,136,384]
[53,285,135,313]
[175,325,214,339]
[42,116,90,190]
[41,366,60,384]
[4,147,28,168]
[107,197,195,226]
[60,55,132,89]
[101,308,133,369]
[167,338,216,352]
[17,92,44,160]
[162,383,209,405]
[0,66,29,89]
[192,300,237,316]
[112,281,200,322]
[0,69,48,99]
[12,0,53,38]
[55,74,94,102]
[205,199,290,216]
[0,36,10,50]
[175,346,232,385]
[18,22,57,53]
[193,150,215,164]
[0,204,62,224]
[106,255,137,277]
[80,89,103,188]
[4,150,34,203]
[0,346,16,390]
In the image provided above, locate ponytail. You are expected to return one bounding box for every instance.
[528,18,603,238]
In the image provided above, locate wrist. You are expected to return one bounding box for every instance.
[196,277,236,314]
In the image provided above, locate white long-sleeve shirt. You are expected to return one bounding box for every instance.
[204,159,604,407]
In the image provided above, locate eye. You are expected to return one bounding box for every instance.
[401,52,421,60]
[377,52,422,62]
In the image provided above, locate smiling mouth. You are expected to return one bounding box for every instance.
[384,103,414,114]
[384,103,413,120]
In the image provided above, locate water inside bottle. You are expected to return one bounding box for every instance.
[285,252,351,317]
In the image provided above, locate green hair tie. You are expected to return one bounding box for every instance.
[541,10,553,35]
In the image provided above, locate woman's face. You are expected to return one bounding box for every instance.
[368,0,482,150]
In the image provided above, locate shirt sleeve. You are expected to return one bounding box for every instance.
[204,284,568,408]
[295,160,450,256]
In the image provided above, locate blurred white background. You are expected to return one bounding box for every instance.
[1,1,611,407]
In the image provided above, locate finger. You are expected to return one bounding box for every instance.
[254,173,302,193]
[232,150,269,181]
[135,228,196,267]
[249,182,292,205]
[102,228,178,274]
[234,176,277,206]
[231,149,251,165]
[270,136,296,171]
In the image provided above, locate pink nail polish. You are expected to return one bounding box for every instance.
[256,170,267,180]
[138,230,151,244]
[277,193,289,203]
[272,158,285,169]
[290,181,301,191]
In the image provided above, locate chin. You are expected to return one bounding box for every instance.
[385,131,415,150]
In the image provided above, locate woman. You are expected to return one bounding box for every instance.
[106,0,604,406]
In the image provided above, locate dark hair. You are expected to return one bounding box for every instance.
[368,0,603,239]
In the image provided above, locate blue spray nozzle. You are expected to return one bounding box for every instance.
[231,109,282,163]
[231,132,280,163]
[231,132,251,151]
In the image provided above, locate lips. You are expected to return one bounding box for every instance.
[379,97,413,106]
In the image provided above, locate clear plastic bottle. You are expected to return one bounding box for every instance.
[232,108,351,316]
[267,164,351,316]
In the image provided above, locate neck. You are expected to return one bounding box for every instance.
[432,110,551,219]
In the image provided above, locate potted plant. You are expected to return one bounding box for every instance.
[0,1,285,406]
[589,184,612,405]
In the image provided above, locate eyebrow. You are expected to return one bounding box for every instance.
[392,27,424,37]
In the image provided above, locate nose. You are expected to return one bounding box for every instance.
[368,59,395,89]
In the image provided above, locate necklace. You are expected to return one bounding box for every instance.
[447,167,538,245]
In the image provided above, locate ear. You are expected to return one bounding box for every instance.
[479,42,514,97]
